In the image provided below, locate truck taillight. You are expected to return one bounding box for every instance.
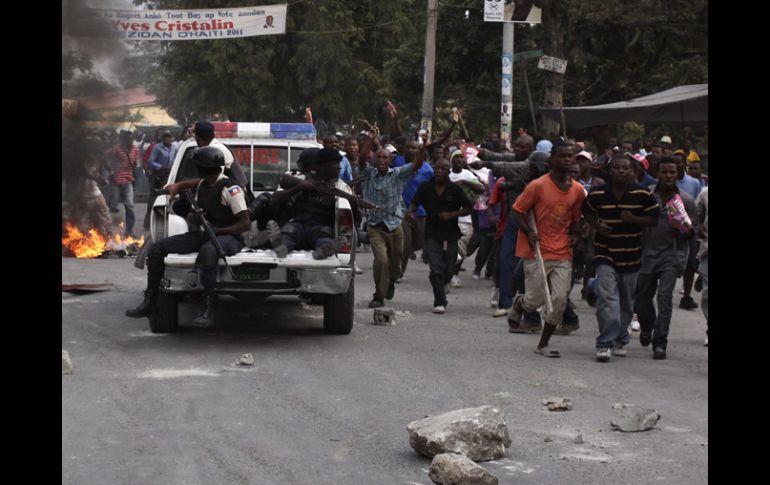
[336,209,354,253]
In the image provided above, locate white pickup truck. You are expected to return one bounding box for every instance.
[146,122,356,334]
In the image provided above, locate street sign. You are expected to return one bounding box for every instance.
[537,55,568,74]
[484,0,542,23]
[513,49,543,61]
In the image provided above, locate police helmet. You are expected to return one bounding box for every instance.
[296,147,320,171]
[193,146,225,169]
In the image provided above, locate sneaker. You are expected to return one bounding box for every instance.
[450,275,462,288]
[493,308,510,318]
[489,288,500,308]
[630,315,641,332]
[596,348,611,362]
[613,344,628,357]
[368,298,384,308]
[679,296,698,310]
[553,324,579,335]
[267,220,288,258]
[653,346,667,360]
[354,263,364,275]
[472,273,481,280]
[312,236,347,260]
[433,305,446,314]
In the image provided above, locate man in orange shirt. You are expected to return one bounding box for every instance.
[508,140,586,357]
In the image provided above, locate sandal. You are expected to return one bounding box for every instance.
[534,346,560,358]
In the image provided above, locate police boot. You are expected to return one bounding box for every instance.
[192,291,215,327]
[125,289,158,318]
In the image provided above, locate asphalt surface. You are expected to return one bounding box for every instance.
[62,231,708,484]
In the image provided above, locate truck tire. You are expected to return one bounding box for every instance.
[323,282,354,335]
[149,290,179,333]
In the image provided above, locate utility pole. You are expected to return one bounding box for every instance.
[420,0,438,140]
[500,22,514,150]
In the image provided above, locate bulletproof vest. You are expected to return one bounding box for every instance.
[196,178,238,228]
[291,181,336,227]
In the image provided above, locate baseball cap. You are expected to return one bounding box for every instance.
[384,144,398,154]
[659,135,672,144]
[575,150,593,162]
[194,120,215,137]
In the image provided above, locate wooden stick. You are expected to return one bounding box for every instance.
[529,211,553,314]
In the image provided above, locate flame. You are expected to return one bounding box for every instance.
[62,222,144,258]
[62,222,107,258]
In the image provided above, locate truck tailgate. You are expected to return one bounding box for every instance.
[164,249,350,268]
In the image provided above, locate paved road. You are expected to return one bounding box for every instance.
[62,245,708,484]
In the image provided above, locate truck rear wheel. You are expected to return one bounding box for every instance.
[149,290,179,333]
[323,283,354,334]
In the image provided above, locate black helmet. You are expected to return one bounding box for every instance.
[193,146,225,169]
[296,147,320,171]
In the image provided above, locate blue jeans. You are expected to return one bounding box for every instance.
[497,217,519,309]
[595,265,638,350]
[108,183,135,235]
[635,269,679,350]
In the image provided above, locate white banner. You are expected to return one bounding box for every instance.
[85,4,287,40]
[537,55,568,74]
[484,0,542,24]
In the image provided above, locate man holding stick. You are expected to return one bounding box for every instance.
[508,140,586,357]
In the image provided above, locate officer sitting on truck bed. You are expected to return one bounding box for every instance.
[125,147,250,327]
[270,148,352,259]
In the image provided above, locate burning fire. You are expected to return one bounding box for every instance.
[62,222,144,258]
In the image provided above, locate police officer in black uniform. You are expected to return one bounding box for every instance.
[271,148,349,259]
[126,146,250,327]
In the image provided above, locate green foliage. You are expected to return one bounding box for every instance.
[134,0,707,140]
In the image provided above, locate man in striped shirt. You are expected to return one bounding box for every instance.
[583,154,659,362]
[104,130,140,236]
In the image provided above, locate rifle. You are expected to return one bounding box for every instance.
[282,175,403,221]
[151,187,238,277]
[181,189,236,278]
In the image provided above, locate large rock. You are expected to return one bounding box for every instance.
[62,350,73,375]
[611,403,660,432]
[429,453,499,485]
[407,406,511,461]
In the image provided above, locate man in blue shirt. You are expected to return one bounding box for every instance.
[357,131,424,308]
[143,130,174,230]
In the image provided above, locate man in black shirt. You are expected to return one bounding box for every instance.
[407,159,473,313]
